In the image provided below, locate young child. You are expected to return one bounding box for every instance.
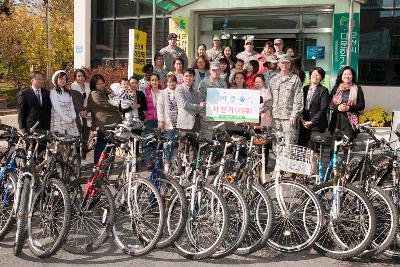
[229,58,244,84]
[118,78,139,124]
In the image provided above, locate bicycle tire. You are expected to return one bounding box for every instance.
[355,183,398,258]
[113,178,165,256]
[0,172,16,240]
[14,177,30,256]
[174,184,229,260]
[235,182,272,255]
[155,173,188,249]
[63,178,115,254]
[212,181,249,258]
[382,183,400,260]
[27,177,71,258]
[313,182,377,259]
[265,179,322,253]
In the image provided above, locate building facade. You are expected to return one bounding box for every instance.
[74,0,400,112]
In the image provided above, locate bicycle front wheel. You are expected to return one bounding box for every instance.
[356,183,398,258]
[113,178,165,256]
[212,181,249,258]
[14,177,30,256]
[27,177,71,258]
[235,182,272,255]
[155,174,187,249]
[313,182,376,259]
[174,184,229,260]
[63,178,115,254]
[265,179,322,253]
[0,172,16,240]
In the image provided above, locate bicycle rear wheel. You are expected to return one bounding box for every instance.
[63,178,115,254]
[265,179,322,253]
[0,172,16,240]
[27,176,71,258]
[313,182,376,259]
[113,178,165,256]
[14,177,30,256]
[174,184,229,260]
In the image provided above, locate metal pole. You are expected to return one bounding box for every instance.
[346,0,354,66]
[151,0,156,65]
[45,0,51,88]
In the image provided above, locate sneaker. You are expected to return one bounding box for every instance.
[81,159,88,167]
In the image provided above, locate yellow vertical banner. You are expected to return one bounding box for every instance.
[169,17,189,54]
[128,29,147,78]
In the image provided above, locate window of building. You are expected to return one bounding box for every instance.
[91,0,170,67]
[359,1,400,85]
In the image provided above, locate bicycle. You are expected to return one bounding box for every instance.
[263,128,323,253]
[63,126,117,254]
[111,123,167,256]
[201,123,250,258]
[312,131,377,259]
[170,130,229,259]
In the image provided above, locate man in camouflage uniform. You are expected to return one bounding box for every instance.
[199,62,228,139]
[268,54,303,144]
[206,36,222,62]
[236,37,259,69]
[159,33,189,72]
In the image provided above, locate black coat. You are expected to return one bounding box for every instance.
[17,87,52,132]
[302,84,330,131]
[119,91,147,121]
[328,84,365,138]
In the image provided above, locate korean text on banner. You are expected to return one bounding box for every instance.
[331,13,360,86]
[206,88,260,123]
[169,18,188,53]
[128,29,147,78]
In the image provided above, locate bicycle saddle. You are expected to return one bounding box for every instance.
[231,134,245,143]
[311,133,331,144]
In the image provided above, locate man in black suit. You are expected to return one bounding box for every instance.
[18,71,52,133]
[298,67,329,148]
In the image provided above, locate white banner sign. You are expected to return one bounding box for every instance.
[206,88,260,123]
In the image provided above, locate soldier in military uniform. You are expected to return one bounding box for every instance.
[159,33,189,72]
[198,62,228,139]
[268,54,303,144]
[206,36,223,62]
[236,37,259,69]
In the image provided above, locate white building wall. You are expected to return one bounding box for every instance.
[74,0,91,69]
[362,86,400,113]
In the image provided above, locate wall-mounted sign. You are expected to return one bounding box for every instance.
[307,46,325,59]
[128,29,147,78]
[169,17,189,53]
[331,13,360,86]
[75,45,84,54]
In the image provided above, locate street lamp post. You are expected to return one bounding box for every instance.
[44,0,51,89]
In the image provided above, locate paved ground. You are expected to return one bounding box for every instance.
[0,232,397,267]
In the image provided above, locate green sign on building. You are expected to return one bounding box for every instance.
[332,13,360,85]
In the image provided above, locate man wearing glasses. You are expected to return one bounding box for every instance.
[236,37,259,69]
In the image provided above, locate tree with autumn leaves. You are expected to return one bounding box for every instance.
[0,0,74,89]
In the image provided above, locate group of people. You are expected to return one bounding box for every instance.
[17,33,365,172]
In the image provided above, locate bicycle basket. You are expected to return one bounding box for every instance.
[276,144,313,175]
[253,136,268,145]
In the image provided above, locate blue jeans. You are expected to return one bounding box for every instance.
[143,120,158,162]
[94,131,106,165]
[163,129,178,164]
